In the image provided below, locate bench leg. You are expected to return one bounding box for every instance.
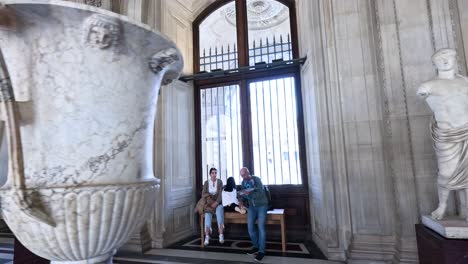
[200,214,204,247]
[281,216,286,253]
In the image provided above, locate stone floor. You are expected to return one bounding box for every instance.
[0,235,342,264]
[115,249,341,264]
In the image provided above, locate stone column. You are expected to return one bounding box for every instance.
[451,0,468,74]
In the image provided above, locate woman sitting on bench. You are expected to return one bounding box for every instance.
[222,177,246,214]
[195,168,224,246]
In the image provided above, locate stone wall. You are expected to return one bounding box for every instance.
[297,0,465,262]
[115,0,199,249]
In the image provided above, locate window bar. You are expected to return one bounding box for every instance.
[286,78,295,182]
[267,37,270,63]
[202,48,206,72]
[259,38,263,64]
[215,87,221,178]
[227,44,230,70]
[272,36,275,62]
[288,77,299,181]
[235,85,242,183]
[266,80,276,184]
[214,47,218,70]
[234,44,238,68]
[203,90,208,182]
[228,86,234,178]
[210,88,214,181]
[200,90,206,180]
[221,86,226,180]
[253,40,256,65]
[226,45,228,70]
[274,79,284,183]
[260,81,269,184]
[268,37,272,62]
[210,87,214,116]
[280,35,284,61]
[220,45,224,70]
[282,77,291,182]
[273,36,277,60]
[199,37,292,71]
[227,45,230,70]
[209,47,212,72]
[259,40,262,63]
[253,83,262,178]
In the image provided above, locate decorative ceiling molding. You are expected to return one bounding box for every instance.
[222,0,289,30]
[191,0,218,19]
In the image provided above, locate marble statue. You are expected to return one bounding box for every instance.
[0,1,183,263]
[417,48,468,221]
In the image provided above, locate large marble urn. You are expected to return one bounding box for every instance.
[0,1,183,263]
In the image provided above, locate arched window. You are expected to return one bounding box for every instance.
[193,0,306,190]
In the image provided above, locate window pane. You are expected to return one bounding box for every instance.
[247,0,292,66]
[200,85,243,185]
[250,77,301,185]
[199,1,238,72]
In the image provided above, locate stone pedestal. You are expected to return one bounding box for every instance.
[416,224,468,264]
[421,215,468,238]
[14,238,49,264]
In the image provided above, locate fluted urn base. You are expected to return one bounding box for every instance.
[0,181,158,263]
[50,252,112,264]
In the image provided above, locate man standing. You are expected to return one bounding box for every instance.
[239,167,269,262]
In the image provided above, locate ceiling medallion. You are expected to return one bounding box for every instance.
[222,0,289,30]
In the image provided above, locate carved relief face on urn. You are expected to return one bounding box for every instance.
[432,48,457,74]
[83,14,120,49]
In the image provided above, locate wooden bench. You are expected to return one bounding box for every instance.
[200,208,286,252]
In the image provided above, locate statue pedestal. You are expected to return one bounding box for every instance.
[416,224,468,264]
[421,215,468,238]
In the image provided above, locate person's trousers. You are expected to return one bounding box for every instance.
[204,204,224,233]
[247,205,268,253]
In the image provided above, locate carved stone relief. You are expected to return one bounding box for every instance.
[83,14,121,49]
[149,48,182,85]
[85,0,102,7]
[0,78,13,102]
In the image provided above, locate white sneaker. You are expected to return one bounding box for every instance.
[204,236,210,246]
[235,206,247,214]
[219,234,224,244]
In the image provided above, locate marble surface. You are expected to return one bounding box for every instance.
[297,0,461,262]
[0,0,183,262]
[422,215,468,238]
[0,0,182,189]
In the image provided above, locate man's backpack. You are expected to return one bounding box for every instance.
[264,185,273,211]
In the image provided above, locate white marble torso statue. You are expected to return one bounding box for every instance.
[417,48,468,221]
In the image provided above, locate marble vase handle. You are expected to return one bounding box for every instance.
[0,48,56,227]
[149,47,183,85]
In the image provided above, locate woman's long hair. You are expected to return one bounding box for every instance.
[224,177,236,192]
